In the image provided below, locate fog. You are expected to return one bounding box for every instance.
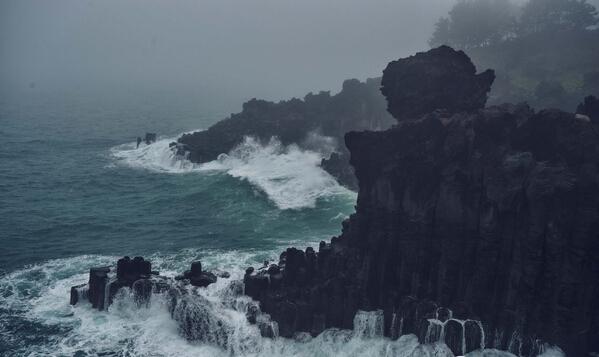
[0,0,455,105]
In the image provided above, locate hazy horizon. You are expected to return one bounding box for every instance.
[1,0,457,106]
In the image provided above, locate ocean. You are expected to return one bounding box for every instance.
[0,89,560,356]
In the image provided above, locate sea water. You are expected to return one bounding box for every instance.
[0,89,562,356]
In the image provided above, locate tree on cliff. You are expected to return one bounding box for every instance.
[429,0,518,49]
[518,0,598,35]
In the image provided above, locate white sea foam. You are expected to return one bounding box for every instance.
[205,137,350,209]
[110,131,203,173]
[0,252,567,357]
[110,134,354,209]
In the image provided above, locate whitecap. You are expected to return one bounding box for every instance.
[206,137,352,209]
[110,130,204,173]
[110,133,355,210]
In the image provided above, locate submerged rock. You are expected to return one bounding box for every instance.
[175,261,218,288]
[244,47,599,356]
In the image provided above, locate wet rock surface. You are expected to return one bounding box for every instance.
[244,47,599,356]
[320,150,358,191]
[70,257,218,311]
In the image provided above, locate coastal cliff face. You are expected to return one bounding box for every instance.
[244,47,599,356]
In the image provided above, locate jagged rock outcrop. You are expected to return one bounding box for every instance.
[70,256,161,311]
[70,257,217,311]
[175,77,394,189]
[70,257,254,350]
[320,150,358,190]
[381,46,495,121]
[244,47,599,356]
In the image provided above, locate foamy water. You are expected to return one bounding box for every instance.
[110,134,353,209]
[0,250,564,357]
[109,130,205,173]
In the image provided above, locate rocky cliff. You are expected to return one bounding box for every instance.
[244,47,599,356]
[175,77,394,190]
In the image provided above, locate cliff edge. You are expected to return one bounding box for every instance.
[244,47,599,356]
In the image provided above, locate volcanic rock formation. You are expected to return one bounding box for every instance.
[70,257,218,311]
[175,78,394,190]
[244,47,599,356]
[381,45,495,121]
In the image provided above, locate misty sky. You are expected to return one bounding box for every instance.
[0,0,462,103]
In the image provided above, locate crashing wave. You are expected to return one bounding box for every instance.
[204,137,349,209]
[0,252,566,357]
[110,134,353,210]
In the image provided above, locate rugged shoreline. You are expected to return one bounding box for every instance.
[243,47,599,356]
[173,77,395,190]
[70,47,599,356]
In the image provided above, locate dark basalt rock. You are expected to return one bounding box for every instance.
[381,45,495,121]
[88,266,110,310]
[117,256,151,282]
[71,257,157,311]
[144,133,157,145]
[175,261,218,288]
[176,78,394,189]
[167,286,232,348]
[320,150,358,191]
[70,257,217,312]
[244,48,599,356]
[69,283,87,306]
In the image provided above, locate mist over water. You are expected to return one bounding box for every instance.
[0,0,455,102]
